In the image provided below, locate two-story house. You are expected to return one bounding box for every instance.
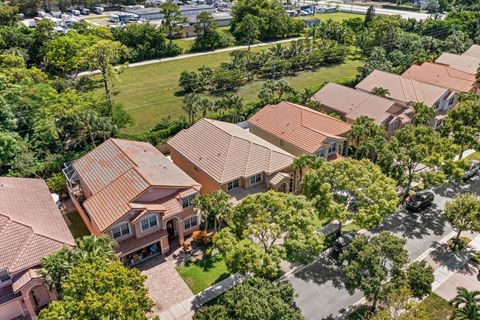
[248,101,351,160]
[0,177,75,320]
[355,70,459,128]
[63,138,201,266]
[167,119,295,205]
[311,82,414,137]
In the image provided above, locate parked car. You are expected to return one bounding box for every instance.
[332,232,357,257]
[81,8,90,15]
[93,6,104,14]
[406,190,434,212]
[334,190,357,211]
[463,161,479,180]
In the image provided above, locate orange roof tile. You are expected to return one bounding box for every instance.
[167,119,295,184]
[248,101,351,154]
[435,53,480,75]
[464,44,480,58]
[0,177,74,274]
[402,62,477,93]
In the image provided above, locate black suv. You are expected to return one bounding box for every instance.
[406,190,434,212]
[332,232,357,257]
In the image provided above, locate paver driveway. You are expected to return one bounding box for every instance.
[287,177,480,320]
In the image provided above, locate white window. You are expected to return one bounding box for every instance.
[227,179,239,191]
[184,216,198,230]
[140,215,158,232]
[317,148,326,157]
[111,222,130,239]
[328,142,337,154]
[250,174,262,185]
[182,193,197,208]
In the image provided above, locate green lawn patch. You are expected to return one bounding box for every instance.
[298,12,365,22]
[466,151,480,161]
[176,254,231,294]
[419,293,453,320]
[173,39,194,53]
[67,211,91,239]
[109,49,363,134]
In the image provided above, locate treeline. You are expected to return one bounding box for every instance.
[179,39,348,93]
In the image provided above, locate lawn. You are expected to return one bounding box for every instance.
[466,151,480,161]
[110,49,363,134]
[66,211,91,239]
[176,254,231,294]
[303,12,365,22]
[419,293,453,320]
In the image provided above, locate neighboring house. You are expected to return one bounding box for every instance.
[355,70,459,128]
[464,44,480,58]
[402,62,479,94]
[414,0,430,9]
[167,119,296,205]
[435,52,480,75]
[63,138,201,267]
[301,17,321,28]
[311,82,413,137]
[0,177,75,320]
[248,101,351,160]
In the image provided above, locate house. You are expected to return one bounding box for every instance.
[355,70,459,127]
[167,119,296,205]
[435,52,480,75]
[123,5,215,21]
[311,82,413,136]
[63,138,201,267]
[301,17,321,28]
[402,62,479,94]
[0,177,75,320]
[464,44,480,58]
[248,101,351,160]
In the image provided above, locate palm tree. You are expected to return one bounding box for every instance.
[73,235,117,264]
[275,79,292,100]
[370,87,390,97]
[292,155,324,193]
[196,97,214,118]
[40,247,73,295]
[450,287,480,320]
[193,191,232,232]
[270,43,286,59]
[218,93,243,123]
[182,93,200,124]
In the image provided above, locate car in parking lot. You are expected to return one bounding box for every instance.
[463,160,479,181]
[332,232,357,258]
[406,190,435,212]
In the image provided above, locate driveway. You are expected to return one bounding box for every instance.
[286,177,480,320]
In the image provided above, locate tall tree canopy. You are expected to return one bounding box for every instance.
[445,193,480,250]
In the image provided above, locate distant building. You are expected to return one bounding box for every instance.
[301,17,320,28]
[414,0,430,10]
[123,5,215,21]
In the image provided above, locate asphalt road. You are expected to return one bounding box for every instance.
[286,176,480,320]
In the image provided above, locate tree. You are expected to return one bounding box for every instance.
[405,260,435,299]
[450,288,480,320]
[82,40,128,108]
[379,125,460,198]
[364,5,375,26]
[292,154,324,193]
[38,261,153,320]
[214,191,323,279]
[182,93,200,125]
[192,12,234,52]
[193,191,232,232]
[39,247,73,295]
[217,93,243,123]
[358,47,393,80]
[444,193,480,250]
[194,277,303,320]
[234,14,261,51]
[370,87,390,97]
[411,102,436,127]
[160,2,186,43]
[196,97,214,118]
[348,116,386,162]
[0,6,19,26]
[302,159,398,236]
[369,287,429,320]
[442,95,480,159]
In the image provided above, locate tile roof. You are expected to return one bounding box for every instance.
[248,101,351,154]
[464,44,480,58]
[0,285,21,305]
[435,53,480,75]
[311,83,401,124]
[402,62,477,93]
[12,269,42,293]
[0,177,74,274]
[355,70,449,107]
[75,139,200,232]
[167,119,295,184]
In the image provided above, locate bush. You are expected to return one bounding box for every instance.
[192,231,211,245]
[406,260,435,299]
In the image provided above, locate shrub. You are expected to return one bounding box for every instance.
[192,231,210,245]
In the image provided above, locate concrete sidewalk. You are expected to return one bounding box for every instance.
[157,273,246,320]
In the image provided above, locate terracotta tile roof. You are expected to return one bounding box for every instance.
[355,70,449,107]
[464,44,480,58]
[0,285,21,305]
[402,62,477,93]
[248,101,351,154]
[435,53,480,75]
[311,83,402,124]
[76,139,200,232]
[0,177,74,274]
[167,119,295,184]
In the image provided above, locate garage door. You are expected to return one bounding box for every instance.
[0,299,24,320]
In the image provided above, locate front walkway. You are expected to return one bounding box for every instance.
[138,255,194,315]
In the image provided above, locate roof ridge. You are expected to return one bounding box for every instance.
[285,101,348,124]
[10,232,36,272]
[109,138,138,168]
[0,215,12,238]
[220,133,235,183]
[242,140,255,178]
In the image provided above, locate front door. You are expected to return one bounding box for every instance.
[166,220,175,240]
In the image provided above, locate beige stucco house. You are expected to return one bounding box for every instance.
[0,177,75,320]
[167,119,296,205]
[63,138,201,266]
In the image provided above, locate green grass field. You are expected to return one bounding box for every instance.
[67,211,91,239]
[176,254,230,294]
[299,12,364,22]
[111,48,363,134]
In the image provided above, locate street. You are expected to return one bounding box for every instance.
[286,177,480,319]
